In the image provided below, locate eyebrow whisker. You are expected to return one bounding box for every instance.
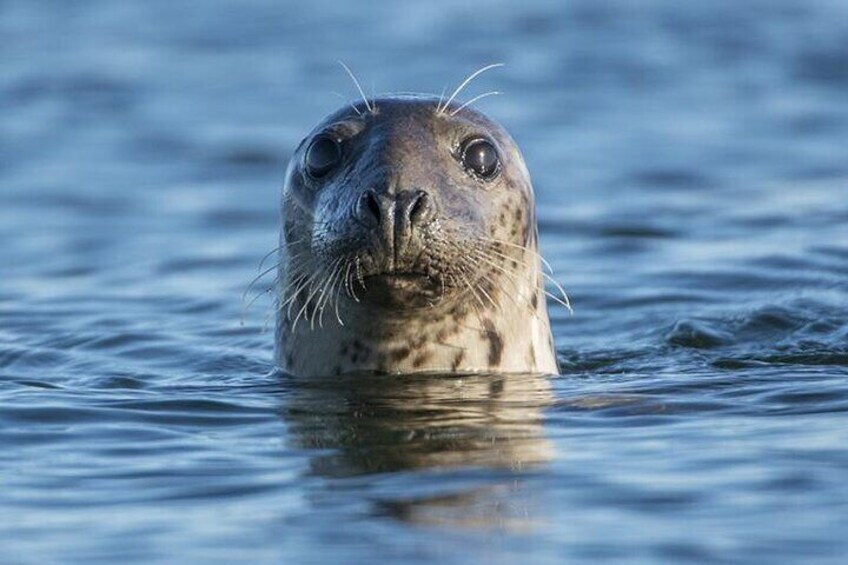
[338,61,374,113]
[331,91,363,117]
[450,91,501,116]
[438,63,504,114]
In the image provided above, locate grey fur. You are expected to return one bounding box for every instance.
[275,96,558,376]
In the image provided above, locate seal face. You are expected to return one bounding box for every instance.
[275,95,559,376]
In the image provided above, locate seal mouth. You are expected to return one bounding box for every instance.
[363,271,432,289]
[367,271,429,281]
[358,270,439,308]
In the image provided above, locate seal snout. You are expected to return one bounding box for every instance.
[355,189,433,229]
[354,188,434,269]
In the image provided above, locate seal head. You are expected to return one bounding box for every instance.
[276,95,558,376]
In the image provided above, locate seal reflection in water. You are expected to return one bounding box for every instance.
[275,90,561,376]
[283,371,553,528]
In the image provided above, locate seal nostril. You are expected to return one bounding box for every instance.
[408,191,432,225]
[357,190,382,225]
[366,193,381,223]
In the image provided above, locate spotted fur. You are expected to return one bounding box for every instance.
[275,96,559,376]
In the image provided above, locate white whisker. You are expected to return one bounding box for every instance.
[332,259,348,326]
[436,84,448,112]
[337,61,373,113]
[438,63,504,114]
[450,91,500,116]
[313,257,343,329]
[542,272,573,314]
[331,91,363,116]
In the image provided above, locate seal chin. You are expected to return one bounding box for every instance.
[358,272,442,309]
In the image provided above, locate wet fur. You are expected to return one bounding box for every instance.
[275,96,558,376]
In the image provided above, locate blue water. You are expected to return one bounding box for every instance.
[2,0,848,562]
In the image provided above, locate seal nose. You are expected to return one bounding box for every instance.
[405,190,433,227]
[355,190,383,227]
[355,189,434,231]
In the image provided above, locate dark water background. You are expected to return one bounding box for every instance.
[2,0,848,563]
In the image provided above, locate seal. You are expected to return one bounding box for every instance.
[274,92,561,376]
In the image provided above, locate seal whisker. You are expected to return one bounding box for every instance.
[256,241,309,281]
[451,252,488,316]
[543,289,572,313]
[239,284,276,332]
[316,258,344,328]
[475,278,498,310]
[541,272,573,314]
[467,248,541,320]
[480,247,523,272]
[436,84,448,113]
[458,273,486,316]
[261,295,278,333]
[242,256,301,324]
[313,257,344,329]
[331,91,363,117]
[241,276,278,319]
[243,262,281,306]
[341,259,358,303]
[292,265,331,332]
[310,265,334,330]
[438,63,504,115]
[355,257,365,290]
[257,245,283,273]
[284,268,322,320]
[461,248,516,315]
[479,241,571,313]
[326,263,345,327]
[450,91,500,116]
[295,266,327,328]
[476,236,553,272]
[278,273,309,316]
[310,257,344,329]
[438,270,447,303]
[332,258,350,326]
[337,61,373,114]
[453,240,498,313]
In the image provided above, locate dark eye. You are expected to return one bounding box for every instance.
[304,136,342,179]
[461,138,500,179]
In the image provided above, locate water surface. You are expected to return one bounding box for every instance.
[2,0,848,563]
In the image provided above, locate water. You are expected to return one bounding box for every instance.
[2,0,847,562]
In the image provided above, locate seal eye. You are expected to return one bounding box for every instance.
[304,136,342,179]
[461,138,500,179]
